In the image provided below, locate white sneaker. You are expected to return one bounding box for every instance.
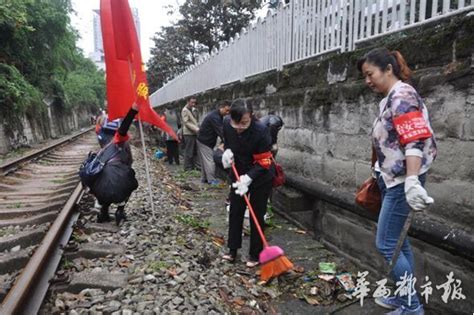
[94,200,102,210]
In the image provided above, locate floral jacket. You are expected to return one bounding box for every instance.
[373,81,437,188]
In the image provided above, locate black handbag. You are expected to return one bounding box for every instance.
[79,142,119,188]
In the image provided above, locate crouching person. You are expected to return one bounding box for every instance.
[91,103,140,225]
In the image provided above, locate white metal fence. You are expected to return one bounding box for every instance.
[150,0,473,106]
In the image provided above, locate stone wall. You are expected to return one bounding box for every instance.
[0,104,94,155]
[158,14,474,314]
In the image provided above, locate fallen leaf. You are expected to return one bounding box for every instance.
[167,267,177,277]
[118,260,131,268]
[233,297,246,306]
[219,288,231,303]
[293,265,305,273]
[304,295,320,305]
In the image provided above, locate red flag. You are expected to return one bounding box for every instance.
[100,0,178,140]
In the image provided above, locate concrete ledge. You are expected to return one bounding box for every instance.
[284,172,474,262]
[62,272,128,294]
[65,243,124,260]
[0,227,47,252]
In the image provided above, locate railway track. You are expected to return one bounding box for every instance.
[0,128,98,314]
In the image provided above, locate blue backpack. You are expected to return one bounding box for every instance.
[79,143,119,188]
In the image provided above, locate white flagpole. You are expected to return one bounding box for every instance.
[137,117,156,220]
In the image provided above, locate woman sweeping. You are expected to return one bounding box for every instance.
[358,48,437,315]
[221,99,275,267]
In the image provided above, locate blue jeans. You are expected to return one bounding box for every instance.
[376,173,425,310]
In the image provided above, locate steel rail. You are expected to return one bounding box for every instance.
[0,126,94,176]
[0,183,84,315]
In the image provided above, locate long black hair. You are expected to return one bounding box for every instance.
[230,99,253,122]
[357,47,412,82]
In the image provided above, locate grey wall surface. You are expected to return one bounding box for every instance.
[159,14,474,314]
[0,104,93,155]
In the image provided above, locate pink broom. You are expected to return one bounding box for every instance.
[231,163,293,281]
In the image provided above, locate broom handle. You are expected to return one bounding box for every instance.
[231,163,269,248]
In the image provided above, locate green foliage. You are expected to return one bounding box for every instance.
[0,0,105,132]
[147,0,262,91]
[0,63,44,135]
[176,214,210,229]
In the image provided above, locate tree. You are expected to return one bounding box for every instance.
[0,0,105,136]
[179,0,262,52]
[147,0,262,92]
[147,25,197,91]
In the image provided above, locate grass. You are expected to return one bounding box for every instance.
[6,202,22,209]
[265,203,279,229]
[0,147,30,164]
[50,178,69,184]
[148,261,170,272]
[0,228,14,238]
[61,258,74,269]
[176,213,210,229]
[175,169,201,181]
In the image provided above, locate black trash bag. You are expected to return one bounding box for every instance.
[91,161,138,205]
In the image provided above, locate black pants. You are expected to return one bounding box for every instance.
[228,181,273,260]
[166,140,179,164]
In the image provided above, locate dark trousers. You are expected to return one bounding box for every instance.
[228,181,273,260]
[166,140,179,165]
[183,135,197,170]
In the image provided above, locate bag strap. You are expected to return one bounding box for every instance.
[97,142,120,165]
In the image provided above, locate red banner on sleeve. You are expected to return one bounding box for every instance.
[253,151,273,169]
[393,111,432,145]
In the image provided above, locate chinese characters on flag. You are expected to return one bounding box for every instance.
[100,0,177,140]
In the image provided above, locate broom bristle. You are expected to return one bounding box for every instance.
[260,255,294,281]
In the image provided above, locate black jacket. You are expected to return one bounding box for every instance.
[102,108,138,166]
[259,114,283,145]
[223,117,274,187]
[197,109,224,148]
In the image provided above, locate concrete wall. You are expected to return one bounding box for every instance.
[0,104,94,155]
[158,14,474,314]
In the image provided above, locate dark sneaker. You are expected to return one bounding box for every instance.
[115,207,126,226]
[97,212,110,223]
[375,297,402,310]
[386,305,424,315]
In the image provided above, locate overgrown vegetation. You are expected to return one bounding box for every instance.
[0,0,105,137]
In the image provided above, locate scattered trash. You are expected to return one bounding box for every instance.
[336,272,355,292]
[310,287,318,295]
[293,265,305,273]
[303,295,320,305]
[318,274,335,282]
[295,229,307,234]
[154,149,165,159]
[319,262,336,274]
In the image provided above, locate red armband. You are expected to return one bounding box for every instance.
[253,151,273,170]
[113,132,130,144]
[393,111,432,145]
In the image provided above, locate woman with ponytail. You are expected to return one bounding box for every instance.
[357,48,437,315]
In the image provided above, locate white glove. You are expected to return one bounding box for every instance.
[232,174,253,196]
[405,175,434,211]
[222,149,234,169]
